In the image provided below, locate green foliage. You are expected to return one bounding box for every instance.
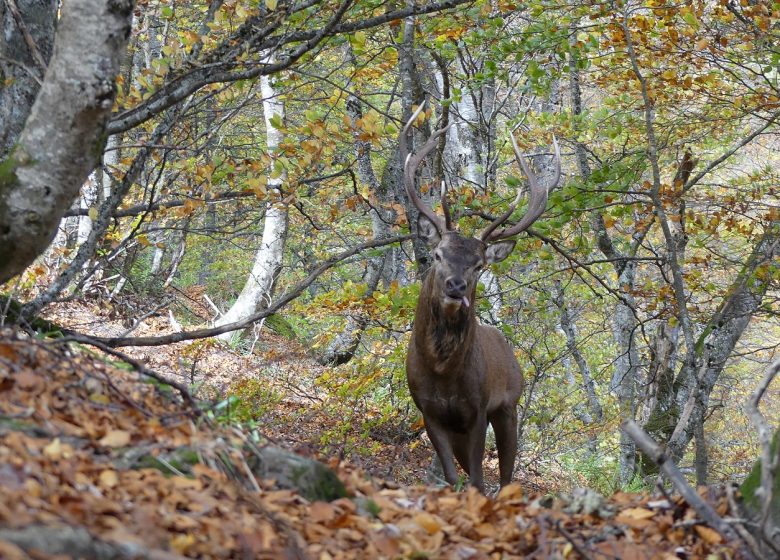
[224,378,283,424]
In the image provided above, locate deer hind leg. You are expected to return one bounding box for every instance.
[489,405,518,487]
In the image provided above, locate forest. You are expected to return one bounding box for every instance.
[0,0,778,557]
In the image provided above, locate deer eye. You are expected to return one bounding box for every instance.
[434,251,441,262]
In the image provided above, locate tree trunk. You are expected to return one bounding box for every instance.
[0,0,57,158]
[216,57,288,340]
[317,81,393,365]
[664,224,779,462]
[0,0,134,285]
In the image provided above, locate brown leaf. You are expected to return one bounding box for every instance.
[15,369,43,392]
[369,531,400,557]
[309,501,337,524]
[99,429,131,447]
[0,539,27,560]
[694,524,723,544]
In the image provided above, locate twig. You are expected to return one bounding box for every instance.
[744,358,780,550]
[118,297,175,338]
[621,420,755,558]
[554,519,596,560]
[55,335,202,416]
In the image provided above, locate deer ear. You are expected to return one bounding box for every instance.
[417,214,441,248]
[485,240,516,264]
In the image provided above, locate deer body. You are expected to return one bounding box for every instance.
[400,102,560,492]
[407,234,523,491]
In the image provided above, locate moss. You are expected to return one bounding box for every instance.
[129,448,199,475]
[265,313,297,340]
[291,462,348,502]
[0,416,49,437]
[0,150,20,194]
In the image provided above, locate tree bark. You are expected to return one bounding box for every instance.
[0,0,135,284]
[216,57,288,340]
[0,0,57,158]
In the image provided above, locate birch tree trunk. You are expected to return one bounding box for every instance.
[216,59,288,340]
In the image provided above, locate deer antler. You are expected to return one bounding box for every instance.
[479,133,560,242]
[400,101,453,233]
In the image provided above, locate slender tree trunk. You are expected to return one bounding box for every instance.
[553,280,603,424]
[398,4,432,276]
[317,68,393,364]
[216,58,288,340]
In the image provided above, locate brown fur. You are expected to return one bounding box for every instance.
[407,222,524,493]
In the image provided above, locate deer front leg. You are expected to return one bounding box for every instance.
[467,415,488,493]
[424,418,460,486]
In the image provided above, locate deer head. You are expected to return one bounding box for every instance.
[401,102,560,315]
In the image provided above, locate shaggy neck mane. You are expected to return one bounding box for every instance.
[415,273,476,371]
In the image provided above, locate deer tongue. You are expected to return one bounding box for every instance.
[461,296,470,308]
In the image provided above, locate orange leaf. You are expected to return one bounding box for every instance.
[99,469,119,488]
[99,429,131,447]
[694,524,722,544]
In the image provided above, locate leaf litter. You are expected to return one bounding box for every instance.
[0,326,743,559]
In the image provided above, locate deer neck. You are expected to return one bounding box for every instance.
[414,274,477,373]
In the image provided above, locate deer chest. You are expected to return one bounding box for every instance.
[421,385,483,434]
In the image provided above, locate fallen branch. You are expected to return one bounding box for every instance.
[80,233,412,348]
[621,420,754,558]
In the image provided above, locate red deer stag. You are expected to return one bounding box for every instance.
[402,105,560,493]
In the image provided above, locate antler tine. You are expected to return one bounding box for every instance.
[480,134,560,242]
[400,100,453,233]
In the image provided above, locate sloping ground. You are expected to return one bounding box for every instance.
[41,298,463,489]
[0,329,741,559]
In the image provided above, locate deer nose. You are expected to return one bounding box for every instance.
[445,277,467,295]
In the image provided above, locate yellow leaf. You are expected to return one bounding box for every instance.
[43,438,73,460]
[170,533,196,554]
[265,0,277,10]
[88,207,98,221]
[99,429,131,448]
[99,469,119,488]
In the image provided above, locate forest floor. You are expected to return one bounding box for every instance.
[0,295,746,559]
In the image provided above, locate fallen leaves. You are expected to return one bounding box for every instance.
[0,330,743,559]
